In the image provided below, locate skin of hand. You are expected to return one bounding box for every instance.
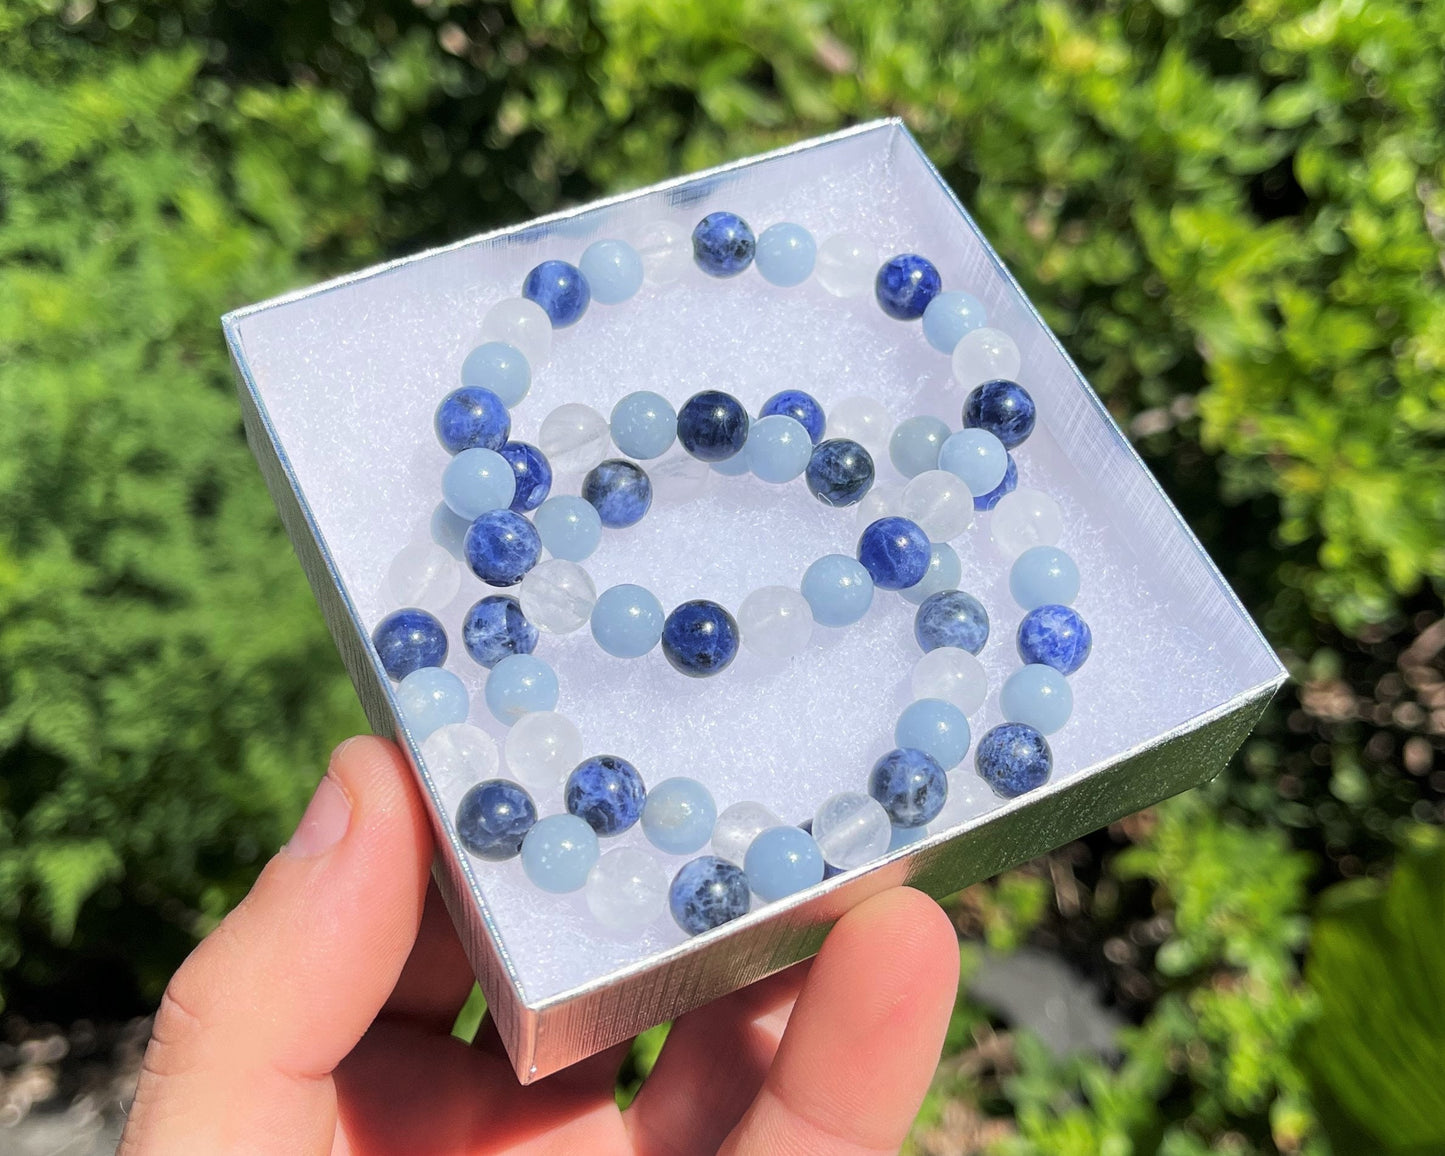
[119,735,961,1155]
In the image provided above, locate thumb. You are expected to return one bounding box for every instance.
[121,736,434,1155]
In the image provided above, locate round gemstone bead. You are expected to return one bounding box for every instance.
[692,211,756,277]
[889,823,930,851]
[662,599,740,678]
[975,452,1018,511]
[875,254,942,320]
[670,855,751,935]
[521,813,599,893]
[759,389,825,444]
[900,470,975,542]
[711,800,781,865]
[434,386,511,454]
[455,779,536,860]
[387,541,461,608]
[895,698,972,770]
[854,481,901,531]
[712,451,752,477]
[538,403,611,475]
[911,647,988,715]
[677,390,749,462]
[745,826,825,901]
[938,428,1008,496]
[801,554,874,627]
[396,667,468,740]
[754,222,816,287]
[826,396,891,456]
[1001,664,1074,734]
[372,608,447,680]
[498,441,552,512]
[738,585,813,660]
[991,488,1064,559]
[805,438,875,507]
[519,558,596,634]
[812,792,892,871]
[952,327,1020,390]
[922,290,986,353]
[888,415,950,479]
[964,380,1037,449]
[565,754,647,836]
[522,259,590,328]
[462,594,538,668]
[484,653,559,725]
[857,516,931,590]
[976,723,1052,798]
[464,509,542,586]
[421,722,500,787]
[610,390,677,460]
[579,239,644,305]
[1017,604,1093,675]
[581,459,651,529]
[532,495,602,562]
[746,414,812,483]
[586,847,669,932]
[504,710,583,791]
[590,583,665,658]
[636,219,692,284]
[430,502,471,559]
[1010,545,1081,610]
[642,777,718,855]
[868,748,948,828]
[914,589,990,655]
[901,543,962,607]
[650,451,711,504]
[443,447,516,520]
[460,342,531,408]
[481,297,553,365]
[815,232,877,298]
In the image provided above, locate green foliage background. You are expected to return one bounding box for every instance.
[1,0,1442,1148]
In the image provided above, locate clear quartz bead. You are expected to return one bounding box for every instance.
[519,558,596,633]
[420,723,499,795]
[649,450,711,504]
[990,488,1065,559]
[738,585,813,660]
[480,297,553,366]
[826,395,891,457]
[854,482,901,532]
[711,801,781,865]
[951,327,1020,390]
[387,540,461,608]
[812,792,892,870]
[636,220,693,284]
[815,232,878,298]
[900,470,975,541]
[585,847,669,932]
[504,710,582,792]
[911,647,989,715]
[538,403,611,475]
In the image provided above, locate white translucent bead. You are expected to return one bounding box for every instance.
[911,647,989,715]
[387,540,461,608]
[951,327,1020,389]
[712,801,782,865]
[504,710,582,791]
[538,403,611,474]
[420,723,500,794]
[827,395,891,456]
[585,847,669,932]
[812,792,892,870]
[636,219,693,284]
[739,585,813,660]
[854,482,902,532]
[991,488,1065,559]
[649,450,711,504]
[481,297,553,366]
[519,558,596,633]
[815,232,878,298]
[900,470,975,542]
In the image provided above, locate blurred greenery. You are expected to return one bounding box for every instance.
[0,0,1442,1148]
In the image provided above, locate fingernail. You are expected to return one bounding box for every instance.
[286,774,352,858]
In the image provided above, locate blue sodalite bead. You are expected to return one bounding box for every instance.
[1000,664,1074,735]
[921,290,986,353]
[746,414,812,483]
[805,438,875,507]
[532,495,602,562]
[484,653,559,724]
[661,600,740,678]
[461,594,537,669]
[372,608,447,680]
[522,259,591,327]
[895,698,972,770]
[579,239,644,305]
[642,777,717,855]
[442,447,516,519]
[976,723,1052,798]
[1017,604,1093,675]
[670,855,751,935]
[591,583,664,658]
[464,509,542,586]
[435,386,511,455]
[455,780,537,860]
[565,754,647,836]
[760,389,825,444]
[460,342,531,408]
[521,813,599,893]
[875,253,943,320]
[396,667,468,740]
[964,380,1036,449]
[974,452,1017,511]
[744,826,824,901]
[610,391,677,460]
[914,589,990,655]
[754,222,816,287]
[869,748,948,828]
[1009,546,1081,610]
[677,390,749,462]
[857,516,931,590]
[499,441,552,512]
[582,459,653,528]
[888,415,951,478]
[801,554,874,627]
[692,212,756,277]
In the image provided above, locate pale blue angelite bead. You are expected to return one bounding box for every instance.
[484,653,559,725]
[610,391,677,460]
[1000,663,1074,734]
[801,554,874,627]
[712,451,753,476]
[901,543,962,606]
[921,290,986,354]
[442,447,516,520]
[895,698,972,769]
[533,495,602,562]
[591,583,665,658]
[642,777,718,855]
[754,222,817,287]
[579,239,644,305]
[1009,545,1081,610]
[888,415,950,479]
[746,414,812,483]
[744,826,824,901]
[888,823,929,852]
[938,428,1009,497]
[396,667,468,740]
[461,342,531,408]
[521,813,599,893]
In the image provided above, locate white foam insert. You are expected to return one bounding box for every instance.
[229,127,1279,1003]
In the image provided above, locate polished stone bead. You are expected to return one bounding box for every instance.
[538,403,611,475]
[853,481,901,531]
[911,647,988,715]
[951,327,1019,390]
[591,583,664,658]
[642,777,718,855]
[677,390,749,462]
[745,826,825,901]
[815,232,877,297]
[464,509,541,586]
[826,396,891,455]
[1017,604,1093,675]
[746,414,812,483]
[637,219,693,284]
[976,723,1052,798]
[650,451,712,504]
[662,599,740,677]
[712,451,752,477]
[914,589,990,655]
[900,543,962,606]
[754,222,816,287]
[484,653,559,724]
[974,452,1018,511]
[812,792,892,870]
[759,389,825,444]
[738,585,813,660]
[372,608,448,680]
[460,342,531,408]
[1010,545,1080,610]
[579,239,644,305]
[875,253,942,320]
[869,748,948,828]
[521,813,599,893]
[991,488,1064,559]
[670,855,751,935]
[435,386,511,455]
[922,290,986,353]
[1001,663,1074,734]
[421,723,500,792]
[566,754,647,836]
[519,558,596,634]
[504,710,582,791]
[895,698,972,770]
[711,800,781,865]
[610,390,677,460]
[442,447,516,519]
[692,211,756,277]
[430,501,472,559]
[857,516,931,590]
[801,553,874,627]
[964,379,1036,449]
[586,847,668,931]
[522,259,591,327]
[455,779,536,860]
[805,438,875,507]
[396,666,468,740]
[462,594,538,668]
[900,470,974,542]
[481,297,552,366]
[938,428,1008,496]
[387,541,461,608]
[499,441,551,512]
[532,495,602,562]
[582,459,653,528]
[889,823,930,851]
[888,415,950,478]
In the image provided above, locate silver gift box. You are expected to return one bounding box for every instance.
[222,119,1286,1083]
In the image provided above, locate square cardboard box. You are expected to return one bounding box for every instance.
[222,119,1285,1083]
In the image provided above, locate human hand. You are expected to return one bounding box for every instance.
[120,736,960,1154]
